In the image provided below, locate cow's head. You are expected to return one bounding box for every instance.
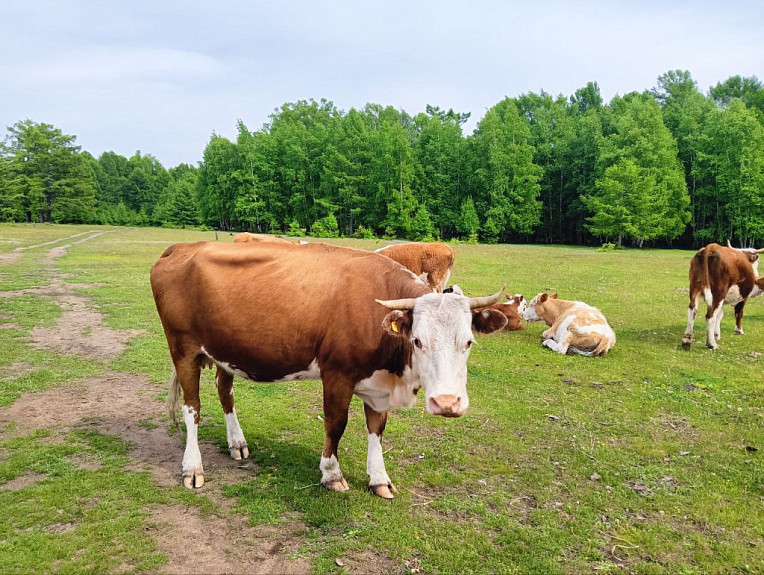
[522,292,557,322]
[727,240,764,274]
[376,288,507,417]
[506,293,527,315]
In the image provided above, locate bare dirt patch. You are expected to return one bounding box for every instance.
[0,277,141,361]
[0,370,314,572]
[0,361,36,380]
[0,231,99,267]
[1,233,139,361]
[1,471,46,491]
[149,505,312,575]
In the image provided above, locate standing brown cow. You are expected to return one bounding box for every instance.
[375,242,456,292]
[151,241,507,498]
[683,243,764,349]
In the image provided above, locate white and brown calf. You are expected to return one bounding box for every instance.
[477,294,527,331]
[522,293,616,356]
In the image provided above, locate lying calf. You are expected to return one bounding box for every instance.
[480,294,527,331]
[523,293,616,356]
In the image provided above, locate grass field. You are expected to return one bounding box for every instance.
[0,223,762,574]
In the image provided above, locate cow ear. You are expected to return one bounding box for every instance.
[472,308,508,334]
[382,310,413,338]
[747,253,759,263]
[550,293,558,299]
[539,293,548,303]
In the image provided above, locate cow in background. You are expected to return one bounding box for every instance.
[375,243,456,293]
[683,243,764,349]
[478,294,527,331]
[726,240,763,276]
[523,293,616,356]
[233,232,293,244]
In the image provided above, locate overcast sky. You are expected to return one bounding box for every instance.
[2,1,762,167]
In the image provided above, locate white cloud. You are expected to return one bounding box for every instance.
[1,0,763,166]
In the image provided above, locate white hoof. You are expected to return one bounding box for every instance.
[322,477,350,492]
[183,471,205,489]
[229,444,249,460]
[370,482,398,499]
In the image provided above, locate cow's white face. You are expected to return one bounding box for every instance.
[522,294,544,322]
[381,292,506,417]
[509,294,527,315]
[411,294,476,417]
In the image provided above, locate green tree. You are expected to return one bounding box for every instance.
[584,94,690,246]
[693,99,764,244]
[365,106,418,237]
[515,91,576,242]
[651,70,716,245]
[710,75,764,123]
[468,99,542,241]
[413,107,467,238]
[1,120,96,223]
[456,197,480,241]
[197,134,241,229]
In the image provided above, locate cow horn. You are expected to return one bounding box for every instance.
[756,248,764,253]
[375,297,417,310]
[467,285,506,309]
[727,239,733,248]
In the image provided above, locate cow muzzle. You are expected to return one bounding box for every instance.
[429,394,465,417]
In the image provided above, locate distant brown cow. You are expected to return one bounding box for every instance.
[683,243,764,349]
[375,243,456,292]
[233,232,292,245]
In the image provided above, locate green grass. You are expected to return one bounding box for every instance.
[0,224,762,574]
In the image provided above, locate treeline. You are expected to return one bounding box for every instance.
[1,70,763,247]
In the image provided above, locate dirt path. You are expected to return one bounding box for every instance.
[0,233,314,574]
[0,230,99,266]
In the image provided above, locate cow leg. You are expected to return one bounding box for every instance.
[543,338,569,354]
[705,301,723,349]
[543,325,570,354]
[714,306,723,341]
[319,375,354,492]
[175,359,205,488]
[734,301,746,335]
[682,292,700,349]
[215,368,249,461]
[364,403,397,500]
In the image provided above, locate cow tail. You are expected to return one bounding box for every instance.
[167,368,181,428]
[592,337,611,356]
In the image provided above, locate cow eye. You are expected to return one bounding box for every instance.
[414,338,423,350]
[465,340,475,350]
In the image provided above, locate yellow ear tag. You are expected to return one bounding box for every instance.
[391,321,399,333]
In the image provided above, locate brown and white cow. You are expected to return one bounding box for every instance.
[233,232,293,244]
[150,241,507,498]
[522,293,616,356]
[478,294,527,331]
[375,242,456,292]
[682,243,764,349]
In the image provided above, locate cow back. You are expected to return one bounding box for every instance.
[151,241,429,382]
